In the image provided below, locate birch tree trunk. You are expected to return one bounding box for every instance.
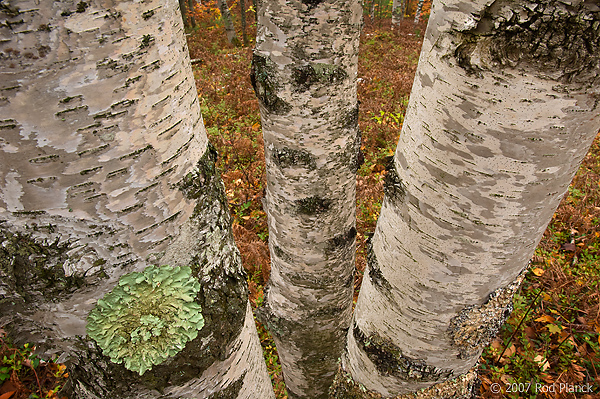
[252,0,362,397]
[0,1,273,398]
[216,0,241,47]
[413,0,424,24]
[391,0,406,27]
[333,0,600,397]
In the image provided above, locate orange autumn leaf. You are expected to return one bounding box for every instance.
[535,315,556,324]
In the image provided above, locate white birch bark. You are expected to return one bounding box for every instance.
[334,0,600,397]
[0,1,273,397]
[391,0,406,27]
[413,0,424,24]
[252,0,362,397]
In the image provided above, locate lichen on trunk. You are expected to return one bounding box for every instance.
[0,0,274,397]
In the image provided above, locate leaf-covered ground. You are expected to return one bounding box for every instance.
[186,3,600,399]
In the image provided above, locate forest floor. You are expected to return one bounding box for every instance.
[186,5,600,399]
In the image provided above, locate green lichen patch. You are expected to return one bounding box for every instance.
[353,325,453,382]
[86,265,204,375]
[250,53,292,115]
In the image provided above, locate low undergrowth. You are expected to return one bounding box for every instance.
[0,329,68,399]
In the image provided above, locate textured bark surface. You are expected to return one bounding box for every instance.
[252,0,362,397]
[340,0,600,397]
[0,1,273,397]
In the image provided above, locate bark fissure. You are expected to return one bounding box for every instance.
[352,326,453,382]
[448,266,528,359]
[453,0,600,89]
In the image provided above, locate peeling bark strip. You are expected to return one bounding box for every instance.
[0,1,274,397]
[254,0,362,397]
[343,0,600,397]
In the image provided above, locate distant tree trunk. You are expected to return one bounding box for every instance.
[413,0,424,23]
[391,0,406,27]
[370,0,376,22]
[252,0,362,397]
[0,1,274,398]
[188,0,197,28]
[332,0,600,397]
[217,0,241,47]
[240,0,248,46]
[179,0,189,28]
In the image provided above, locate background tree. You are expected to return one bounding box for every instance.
[413,0,424,23]
[216,0,241,46]
[0,0,273,397]
[332,0,600,397]
[391,0,407,27]
[251,0,362,397]
[179,0,197,29]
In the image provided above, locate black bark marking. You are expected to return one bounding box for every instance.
[295,196,332,215]
[301,0,327,7]
[0,230,85,304]
[272,147,317,170]
[353,325,453,382]
[250,53,291,115]
[291,63,348,92]
[206,372,246,399]
[330,364,478,399]
[367,250,393,296]
[383,157,406,203]
[76,2,88,13]
[327,227,357,253]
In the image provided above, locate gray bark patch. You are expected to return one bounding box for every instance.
[448,267,528,359]
[454,0,600,88]
[250,54,292,115]
[352,325,453,382]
